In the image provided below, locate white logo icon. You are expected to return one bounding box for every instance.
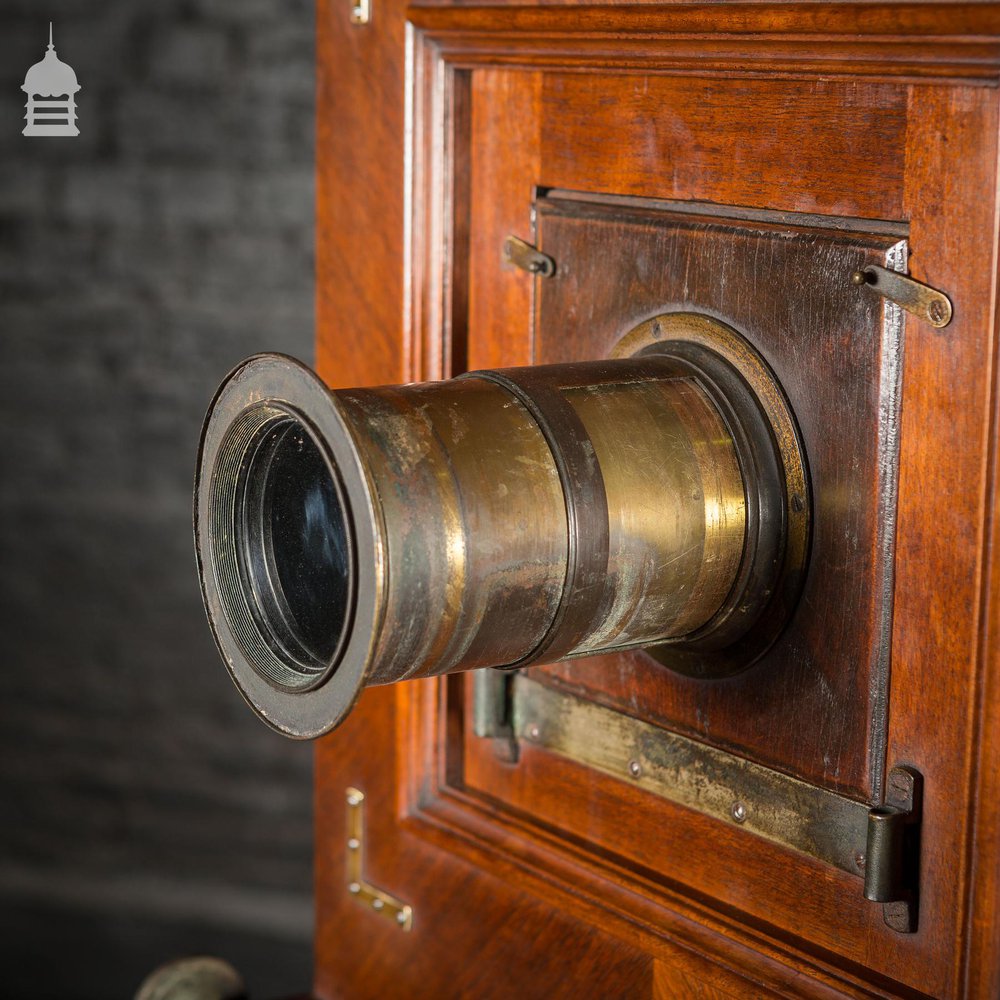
[22,23,80,137]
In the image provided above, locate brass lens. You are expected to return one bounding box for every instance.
[195,317,809,738]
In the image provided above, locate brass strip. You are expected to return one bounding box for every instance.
[503,234,555,277]
[346,788,413,930]
[512,676,870,877]
[853,264,953,328]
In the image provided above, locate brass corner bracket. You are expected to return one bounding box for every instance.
[346,787,413,931]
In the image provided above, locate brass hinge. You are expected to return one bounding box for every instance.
[863,765,923,933]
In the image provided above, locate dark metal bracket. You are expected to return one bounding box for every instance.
[472,668,519,763]
[473,675,925,932]
[863,765,923,933]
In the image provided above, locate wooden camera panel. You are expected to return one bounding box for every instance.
[527,191,906,802]
[314,5,1000,998]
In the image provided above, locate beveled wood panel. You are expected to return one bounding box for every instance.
[315,699,655,998]
[430,18,998,1000]
[526,194,905,801]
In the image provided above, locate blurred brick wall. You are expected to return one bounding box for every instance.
[0,1,315,995]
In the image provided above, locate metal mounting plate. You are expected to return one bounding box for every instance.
[513,674,871,876]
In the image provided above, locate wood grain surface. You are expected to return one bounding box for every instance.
[315,2,1000,997]
[523,195,905,802]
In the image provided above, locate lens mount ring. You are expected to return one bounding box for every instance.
[233,405,356,690]
[613,312,811,678]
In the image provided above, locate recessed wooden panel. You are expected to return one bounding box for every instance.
[454,51,994,1000]
[524,192,905,802]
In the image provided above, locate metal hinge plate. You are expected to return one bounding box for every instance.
[853,265,952,328]
[863,765,923,933]
[475,674,923,932]
[503,235,556,277]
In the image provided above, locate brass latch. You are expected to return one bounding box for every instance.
[863,766,923,933]
[503,235,556,277]
[852,265,953,328]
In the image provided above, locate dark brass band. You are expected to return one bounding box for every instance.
[460,366,612,666]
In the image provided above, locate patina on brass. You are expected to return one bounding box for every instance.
[512,673,869,876]
[852,264,953,329]
[613,313,811,677]
[195,315,809,738]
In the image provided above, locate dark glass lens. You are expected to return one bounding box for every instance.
[243,419,352,674]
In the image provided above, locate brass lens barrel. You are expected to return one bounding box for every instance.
[195,319,808,738]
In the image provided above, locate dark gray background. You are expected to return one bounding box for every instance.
[0,1,316,996]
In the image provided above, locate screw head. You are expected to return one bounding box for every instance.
[854,852,866,872]
[349,882,361,895]
[396,911,408,925]
[526,723,540,741]
[730,801,748,824]
[928,299,947,325]
[628,759,642,778]
[372,898,384,911]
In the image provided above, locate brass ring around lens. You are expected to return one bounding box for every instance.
[613,313,811,678]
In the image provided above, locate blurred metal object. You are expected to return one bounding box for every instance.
[194,314,809,738]
[134,957,245,1000]
[503,234,556,276]
[349,0,370,25]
